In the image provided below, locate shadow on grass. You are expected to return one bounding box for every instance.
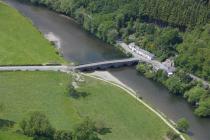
[98,127,112,135]
[0,119,15,128]
[33,136,52,140]
[69,91,90,99]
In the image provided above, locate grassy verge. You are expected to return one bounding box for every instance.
[0,71,170,140]
[0,2,65,65]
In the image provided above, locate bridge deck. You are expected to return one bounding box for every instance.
[74,58,139,70]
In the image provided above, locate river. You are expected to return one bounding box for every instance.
[4,0,210,139]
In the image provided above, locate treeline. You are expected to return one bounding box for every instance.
[137,63,210,117]
[19,111,101,140]
[20,0,210,28]
[138,0,209,28]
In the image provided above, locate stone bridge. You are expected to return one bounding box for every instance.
[72,58,139,71]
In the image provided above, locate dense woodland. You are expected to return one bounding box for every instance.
[19,0,210,117]
[21,0,210,28]
[176,24,210,81]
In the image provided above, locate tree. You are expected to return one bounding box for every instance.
[107,29,119,44]
[73,118,100,140]
[195,97,210,117]
[184,86,207,105]
[152,70,167,84]
[20,112,54,138]
[136,63,147,74]
[164,76,187,95]
[176,118,190,133]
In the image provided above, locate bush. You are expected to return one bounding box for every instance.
[54,130,72,140]
[176,118,189,133]
[184,86,207,105]
[144,71,155,79]
[195,97,210,117]
[136,63,153,75]
[20,112,54,138]
[164,76,185,95]
[73,118,100,140]
[153,70,168,83]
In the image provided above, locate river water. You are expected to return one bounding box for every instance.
[4,0,210,139]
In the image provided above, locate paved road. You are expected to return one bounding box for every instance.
[0,58,139,72]
[0,65,69,72]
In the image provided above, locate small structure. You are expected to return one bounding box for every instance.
[128,43,155,60]
[162,58,176,76]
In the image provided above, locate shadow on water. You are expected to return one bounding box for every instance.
[188,131,194,137]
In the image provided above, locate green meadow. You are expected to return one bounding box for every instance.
[0,2,65,65]
[0,71,170,140]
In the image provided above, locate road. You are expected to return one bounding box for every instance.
[0,65,69,72]
[0,57,139,72]
[189,74,210,87]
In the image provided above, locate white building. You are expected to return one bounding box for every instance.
[128,43,155,60]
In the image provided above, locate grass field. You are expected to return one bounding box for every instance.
[0,2,65,65]
[0,131,31,140]
[0,71,170,140]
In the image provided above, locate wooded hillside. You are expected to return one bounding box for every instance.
[23,0,210,28]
